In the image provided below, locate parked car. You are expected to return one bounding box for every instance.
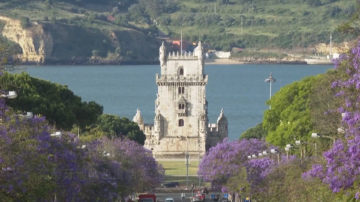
[192,195,203,202]
[138,194,156,202]
[165,198,174,202]
[194,193,205,201]
[161,182,179,188]
[210,194,220,202]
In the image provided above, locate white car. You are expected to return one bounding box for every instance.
[165,198,174,202]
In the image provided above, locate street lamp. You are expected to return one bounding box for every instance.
[177,134,190,190]
[311,132,335,144]
[50,131,62,137]
[284,147,290,160]
[295,140,317,158]
[1,91,17,99]
[21,111,33,119]
[264,73,276,109]
[270,149,280,163]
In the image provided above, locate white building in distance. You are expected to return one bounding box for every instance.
[133,41,228,158]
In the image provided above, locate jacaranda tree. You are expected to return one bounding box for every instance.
[198,138,268,188]
[303,41,360,200]
[0,100,163,201]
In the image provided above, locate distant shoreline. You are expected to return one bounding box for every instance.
[19,58,333,66]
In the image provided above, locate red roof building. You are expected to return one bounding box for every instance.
[107,15,116,22]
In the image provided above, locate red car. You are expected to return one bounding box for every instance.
[193,192,205,202]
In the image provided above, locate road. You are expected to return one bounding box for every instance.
[155,192,224,202]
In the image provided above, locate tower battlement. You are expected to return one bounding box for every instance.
[133,41,228,159]
[167,51,198,60]
[155,74,208,84]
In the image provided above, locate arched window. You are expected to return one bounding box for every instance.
[179,104,182,109]
[179,119,184,127]
[182,104,185,109]
[180,68,184,75]
[182,87,185,94]
[178,87,182,94]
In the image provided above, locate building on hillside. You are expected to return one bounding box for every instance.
[107,15,116,22]
[133,41,228,159]
[170,40,188,52]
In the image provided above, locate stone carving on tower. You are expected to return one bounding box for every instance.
[133,41,228,158]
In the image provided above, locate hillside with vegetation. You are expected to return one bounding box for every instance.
[0,0,161,64]
[139,0,357,52]
[0,0,357,64]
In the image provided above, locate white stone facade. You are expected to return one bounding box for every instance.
[133,41,228,158]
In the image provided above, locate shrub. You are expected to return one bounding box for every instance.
[20,17,30,29]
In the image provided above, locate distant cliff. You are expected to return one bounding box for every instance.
[0,16,160,65]
[0,16,53,64]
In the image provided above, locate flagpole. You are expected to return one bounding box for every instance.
[181,30,183,55]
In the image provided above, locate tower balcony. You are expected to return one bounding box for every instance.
[156,74,208,85]
[178,108,187,117]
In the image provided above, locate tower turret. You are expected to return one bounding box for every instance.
[159,41,167,74]
[154,109,163,143]
[217,108,228,138]
[133,108,144,131]
[194,41,204,74]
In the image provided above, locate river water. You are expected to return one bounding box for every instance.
[21,64,332,140]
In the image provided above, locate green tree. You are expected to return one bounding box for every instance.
[240,122,267,140]
[0,72,103,130]
[96,114,146,145]
[263,76,317,147]
[309,69,346,137]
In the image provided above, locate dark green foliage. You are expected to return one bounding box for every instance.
[138,0,179,18]
[97,114,146,145]
[307,0,322,6]
[0,72,103,130]
[20,17,31,29]
[240,123,267,140]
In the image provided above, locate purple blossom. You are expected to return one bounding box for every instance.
[198,138,268,186]
[304,41,360,193]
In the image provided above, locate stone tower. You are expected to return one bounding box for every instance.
[133,41,228,158]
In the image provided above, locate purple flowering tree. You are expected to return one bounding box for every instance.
[303,41,360,199]
[198,138,268,188]
[100,137,165,194]
[0,108,128,201]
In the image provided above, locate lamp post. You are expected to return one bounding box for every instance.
[178,134,189,190]
[50,131,62,137]
[270,149,280,164]
[311,132,335,144]
[20,111,33,119]
[1,91,17,99]
[264,73,276,109]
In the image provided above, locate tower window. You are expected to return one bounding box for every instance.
[179,104,185,109]
[180,68,184,75]
[178,87,185,94]
[179,119,184,127]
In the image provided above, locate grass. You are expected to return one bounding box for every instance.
[158,160,200,176]
[157,160,211,187]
